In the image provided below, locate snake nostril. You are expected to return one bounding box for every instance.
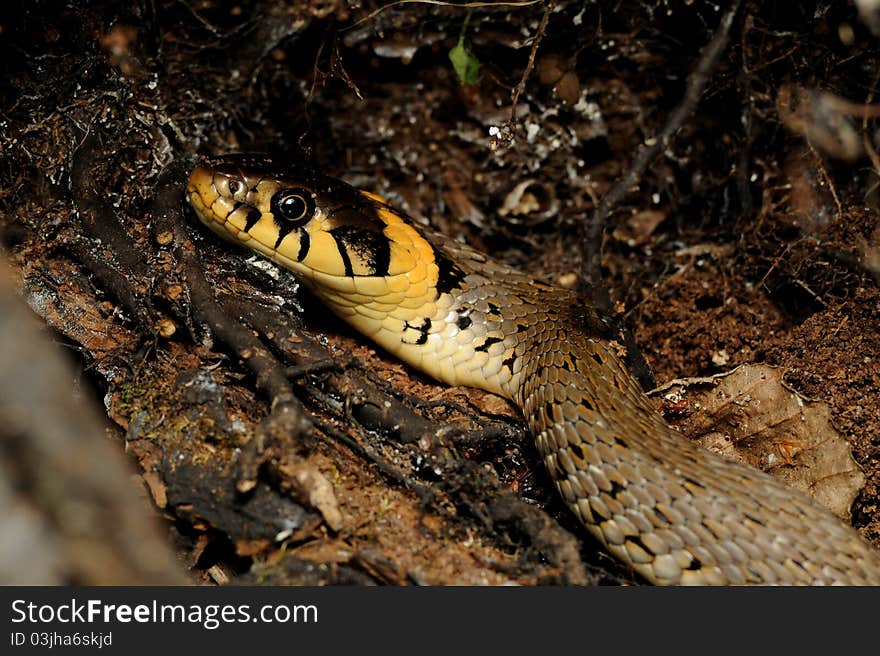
[228,179,242,195]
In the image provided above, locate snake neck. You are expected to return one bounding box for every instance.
[308,228,606,402]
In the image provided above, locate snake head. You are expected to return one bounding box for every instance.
[186,154,445,312]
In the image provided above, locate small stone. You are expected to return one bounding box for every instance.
[165,283,184,300]
[157,319,176,338]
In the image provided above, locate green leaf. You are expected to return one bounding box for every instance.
[449,39,480,86]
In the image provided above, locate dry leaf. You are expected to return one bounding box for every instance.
[537,53,567,85]
[276,461,344,531]
[612,209,667,246]
[497,179,559,225]
[776,84,880,162]
[235,538,272,557]
[555,71,581,105]
[654,364,865,520]
[291,538,354,564]
[141,470,167,509]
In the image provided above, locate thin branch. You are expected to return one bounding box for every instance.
[509,0,553,128]
[578,0,743,388]
[151,159,307,422]
[580,0,743,307]
[343,0,544,32]
[69,131,155,331]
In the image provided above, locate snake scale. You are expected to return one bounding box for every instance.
[187,154,880,585]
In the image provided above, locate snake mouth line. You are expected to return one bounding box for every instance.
[186,162,317,278]
[186,165,261,245]
[186,166,222,224]
[186,189,217,226]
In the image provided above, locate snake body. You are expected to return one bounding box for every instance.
[187,154,880,584]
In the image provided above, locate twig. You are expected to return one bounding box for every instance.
[343,0,543,32]
[581,0,742,304]
[152,160,315,496]
[62,236,155,333]
[69,131,155,331]
[309,414,441,505]
[221,292,443,445]
[578,0,743,389]
[508,0,553,129]
[151,159,306,422]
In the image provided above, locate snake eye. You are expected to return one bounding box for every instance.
[271,188,315,226]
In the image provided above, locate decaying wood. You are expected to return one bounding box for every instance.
[0,257,185,584]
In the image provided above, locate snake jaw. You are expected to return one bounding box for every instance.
[186,163,236,231]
